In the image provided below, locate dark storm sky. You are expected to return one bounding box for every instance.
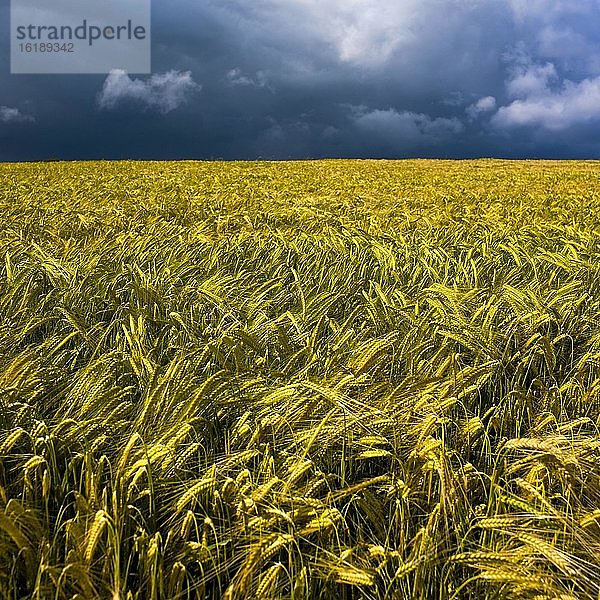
[2,0,600,161]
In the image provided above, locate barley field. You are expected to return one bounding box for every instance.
[1,159,600,599]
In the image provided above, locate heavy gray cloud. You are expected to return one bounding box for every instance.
[2,0,600,159]
[352,106,464,147]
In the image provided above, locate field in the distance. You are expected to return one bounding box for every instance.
[1,159,600,599]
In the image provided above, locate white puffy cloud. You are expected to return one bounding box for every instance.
[489,46,600,131]
[97,70,200,114]
[506,60,557,99]
[493,76,600,130]
[0,106,34,123]
[321,0,417,66]
[466,96,496,119]
[352,106,463,146]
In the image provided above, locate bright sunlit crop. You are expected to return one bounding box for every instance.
[1,159,600,599]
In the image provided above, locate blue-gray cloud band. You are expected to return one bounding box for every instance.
[2,0,600,160]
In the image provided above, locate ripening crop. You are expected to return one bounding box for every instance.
[1,159,600,599]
